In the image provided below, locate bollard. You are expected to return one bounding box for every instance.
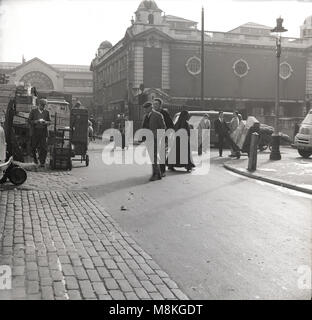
[247,132,259,172]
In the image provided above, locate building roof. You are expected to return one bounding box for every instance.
[0,59,91,73]
[229,22,273,32]
[51,64,91,72]
[165,15,197,24]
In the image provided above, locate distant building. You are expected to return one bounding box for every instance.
[90,1,312,130]
[0,57,93,108]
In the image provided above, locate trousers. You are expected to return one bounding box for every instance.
[31,132,48,164]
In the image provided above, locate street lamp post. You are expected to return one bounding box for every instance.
[270,17,287,161]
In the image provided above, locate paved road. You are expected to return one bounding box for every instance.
[70,141,312,300]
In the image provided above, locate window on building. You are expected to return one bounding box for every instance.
[185,56,201,76]
[280,61,293,80]
[233,59,250,78]
[148,14,154,24]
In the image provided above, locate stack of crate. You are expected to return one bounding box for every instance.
[0,84,16,122]
[50,129,72,170]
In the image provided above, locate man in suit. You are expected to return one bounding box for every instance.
[229,111,240,157]
[142,101,166,181]
[153,98,174,176]
[28,98,51,166]
[214,111,240,158]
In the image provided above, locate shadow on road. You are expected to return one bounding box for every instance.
[76,175,150,195]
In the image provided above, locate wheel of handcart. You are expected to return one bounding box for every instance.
[85,154,89,167]
[8,166,27,186]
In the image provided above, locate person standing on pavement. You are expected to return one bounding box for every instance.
[153,98,174,176]
[214,111,240,158]
[28,98,51,167]
[229,111,240,157]
[168,110,195,172]
[198,113,211,156]
[142,101,166,181]
[153,98,174,130]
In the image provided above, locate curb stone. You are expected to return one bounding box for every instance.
[223,163,312,195]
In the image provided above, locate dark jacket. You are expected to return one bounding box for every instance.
[28,108,51,137]
[214,118,230,136]
[159,109,174,129]
[142,110,165,135]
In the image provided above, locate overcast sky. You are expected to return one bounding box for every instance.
[0,0,311,65]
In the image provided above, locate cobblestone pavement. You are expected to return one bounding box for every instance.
[0,170,188,300]
[0,170,82,192]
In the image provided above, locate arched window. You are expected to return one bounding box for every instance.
[148,14,154,24]
[20,71,54,90]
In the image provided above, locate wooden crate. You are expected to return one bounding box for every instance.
[15,103,34,113]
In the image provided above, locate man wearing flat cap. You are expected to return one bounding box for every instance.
[142,101,165,181]
[28,98,51,166]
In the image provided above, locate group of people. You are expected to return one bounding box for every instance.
[214,110,242,159]
[142,98,195,181]
[141,99,244,181]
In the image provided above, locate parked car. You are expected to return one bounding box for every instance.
[258,124,292,151]
[294,109,312,158]
[172,110,291,151]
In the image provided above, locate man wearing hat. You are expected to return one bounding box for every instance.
[142,101,165,181]
[28,98,51,166]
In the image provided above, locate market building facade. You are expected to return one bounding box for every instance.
[91,0,312,131]
[0,57,93,108]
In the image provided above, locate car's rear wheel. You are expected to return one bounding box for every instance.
[298,149,312,158]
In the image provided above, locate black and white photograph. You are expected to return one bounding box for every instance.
[0,0,311,305]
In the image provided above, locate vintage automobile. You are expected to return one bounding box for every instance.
[257,124,292,151]
[172,110,233,146]
[294,109,312,158]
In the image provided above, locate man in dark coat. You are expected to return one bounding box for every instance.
[142,101,166,181]
[214,111,240,158]
[28,98,51,166]
[153,98,174,176]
